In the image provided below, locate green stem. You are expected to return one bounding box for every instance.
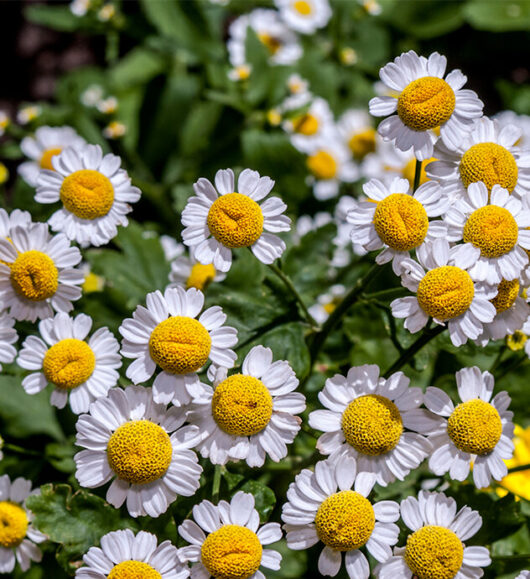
[309,263,382,362]
[383,324,445,377]
[507,463,530,475]
[212,465,222,503]
[413,159,423,192]
[4,443,41,457]
[362,287,408,301]
[267,262,318,328]
[490,345,507,373]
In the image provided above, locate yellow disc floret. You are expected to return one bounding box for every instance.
[212,374,273,436]
[459,143,518,192]
[402,157,435,188]
[107,420,173,484]
[491,278,519,314]
[293,0,312,15]
[0,502,28,548]
[201,524,263,579]
[341,394,403,456]
[463,205,518,258]
[60,169,115,220]
[292,113,319,136]
[39,147,62,171]
[373,193,429,251]
[149,316,211,374]
[405,525,464,579]
[42,338,96,389]
[207,193,264,249]
[397,77,455,131]
[348,128,376,160]
[186,263,216,291]
[417,266,474,321]
[315,490,375,551]
[10,250,59,301]
[306,151,337,180]
[507,330,527,351]
[108,561,162,579]
[447,399,502,455]
[258,33,282,55]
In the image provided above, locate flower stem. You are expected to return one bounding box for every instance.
[4,443,41,457]
[413,159,423,192]
[507,463,530,475]
[212,465,222,503]
[267,262,318,328]
[383,324,445,377]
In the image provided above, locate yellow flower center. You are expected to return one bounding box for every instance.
[258,33,282,55]
[397,77,455,131]
[463,205,518,258]
[507,330,527,351]
[148,316,211,374]
[341,394,403,456]
[42,338,96,390]
[60,169,115,220]
[491,278,519,314]
[292,113,320,136]
[212,374,273,436]
[107,420,173,484]
[108,560,162,579]
[186,263,216,291]
[373,193,429,251]
[447,399,502,455]
[405,525,464,579]
[39,147,62,171]
[417,266,474,321]
[293,0,312,15]
[307,151,337,180]
[82,271,104,293]
[459,143,519,192]
[201,525,263,579]
[207,193,264,249]
[315,490,375,551]
[348,128,376,160]
[0,502,28,548]
[402,157,434,188]
[10,250,59,301]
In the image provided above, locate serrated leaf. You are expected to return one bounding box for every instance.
[239,480,276,522]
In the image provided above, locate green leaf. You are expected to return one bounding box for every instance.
[109,47,166,90]
[239,480,276,522]
[45,440,76,474]
[25,5,79,32]
[26,484,137,573]
[464,0,530,31]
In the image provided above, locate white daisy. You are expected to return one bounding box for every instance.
[0,223,83,322]
[391,238,497,346]
[283,98,335,149]
[309,365,434,486]
[74,385,203,518]
[348,177,449,274]
[282,457,400,578]
[516,572,530,579]
[427,116,530,200]
[179,491,282,579]
[169,251,225,292]
[17,312,121,414]
[188,345,305,467]
[275,0,332,34]
[445,182,530,284]
[0,208,32,240]
[424,366,514,489]
[337,109,377,161]
[0,313,17,371]
[18,126,86,187]
[0,475,46,573]
[181,168,291,272]
[308,284,346,324]
[375,491,491,579]
[76,529,189,579]
[119,286,237,406]
[227,9,302,68]
[495,109,530,148]
[370,51,483,160]
[0,112,10,137]
[35,144,141,247]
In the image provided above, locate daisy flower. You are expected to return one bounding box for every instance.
[76,529,189,579]
[375,491,491,579]
[17,105,41,125]
[182,168,291,272]
[370,51,483,160]
[0,208,32,241]
[0,112,9,137]
[516,573,530,579]
[0,223,83,322]
[445,183,530,284]
[282,457,400,578]
[495,109,530,148]
[0,313,17,371]
[179,491,282,579]
[35,144,141,247]
[337,109,377,161]
[74,385,202,518]
[348,177,449,274]
[274,0,332,34]
[168,251,225,292]
[187,345,305,467]
[17,312,121,414]
[391,238,497,346]
[308,284,346,324]
[309,365,434,486]
[0,475,46,573]
[227,9,302,68]
[18,126,86,187]
[284,98,335,148]
[424,366,514,489]
[119,286,237,406]
[427,116,530,200]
